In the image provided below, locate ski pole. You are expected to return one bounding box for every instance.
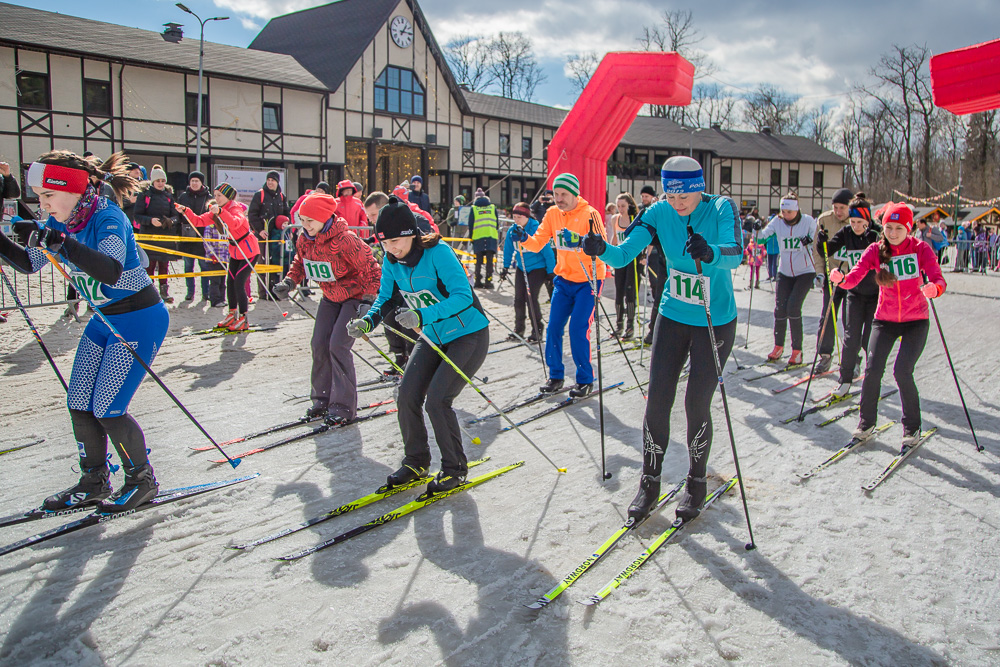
[795,283,837,422]
[923,272,983,452]
[38,246,240,469]
[0,264,68,391]
[743,228,759,349]
[687,225,756,550]
[819,240,841,358]
[585,211,610,480]
[640,259,650,367]
[514,241,549,379]
[384,323,565,473]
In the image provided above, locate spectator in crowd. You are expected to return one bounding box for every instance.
[500,201,556,343]
[973,221,989,273]
[248,170,290,299]
[914,216,948,263]
[469,190,499,289]
[176,170,213,302]
[954,221,973,272]
[638,184,664,345]
[133,165,179,303]
[442,194,465,238]
[530,189,555,223]
[335,180,369,238]
[408,175,432,214]
[0,160,21,200]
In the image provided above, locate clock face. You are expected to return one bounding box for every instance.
[390,16,413,48]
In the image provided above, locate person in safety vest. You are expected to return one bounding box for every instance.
[468,190,499,289]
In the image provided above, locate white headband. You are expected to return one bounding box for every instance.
[779,198,799,211]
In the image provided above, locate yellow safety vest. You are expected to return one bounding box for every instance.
[471,205,499,241]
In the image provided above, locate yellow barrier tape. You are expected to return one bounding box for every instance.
[136,233,286,244]
[157,270,228,279]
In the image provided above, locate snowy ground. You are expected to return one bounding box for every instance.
[1,266,999,666]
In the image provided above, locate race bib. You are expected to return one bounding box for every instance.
[555,228,583,251]
[885,253,919,280]
[400,289,440,311]
[616,230,627,244]
[667,269,710,306]
[782,236,803,250]
[303,258,336,282]
[71,272,110,306]
[834,247,865,268]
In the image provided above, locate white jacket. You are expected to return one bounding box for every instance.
[758,214,819,277]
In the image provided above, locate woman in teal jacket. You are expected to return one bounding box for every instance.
[348,197,489,494]
[583,156,742,524]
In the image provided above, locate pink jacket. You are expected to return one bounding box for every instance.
[840,236,946,323]
[183,200,260,262]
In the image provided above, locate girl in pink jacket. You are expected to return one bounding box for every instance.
[830,202,946,447]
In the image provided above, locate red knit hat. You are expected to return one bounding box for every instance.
[298,193,338,222]
[881,202,914,232]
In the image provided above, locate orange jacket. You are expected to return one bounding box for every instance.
[520,197,608,282]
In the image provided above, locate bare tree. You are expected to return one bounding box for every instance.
[487,32,546,102]
[690,83,737,129]
[742,84,804,135]
[636,9,715,122]
[804,107,835,148]
[444,34,494,92]
[565,51,601,95]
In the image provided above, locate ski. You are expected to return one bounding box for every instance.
[499,382,625,432]
[276,461,524,561]
[796,422,896,479]
[191,399,394,451]
[619,370,687,394]
[486,343,523,356]
[0,473,260,557]
[229,458,492,550]
[862,427,938,492]
[771,370,834,394]
[607,343,643,357]
[0,437,45,456]
[211,409,397,463]
[745,362,809,382]
[200,326,278,339]
[816,389,898,427]
[177,325,229,338]
[580,477,738,606]
[780,390,861,424]
[467,387,572,424]
[525,480,685,610]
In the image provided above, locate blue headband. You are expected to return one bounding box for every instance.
[661,168,705,194]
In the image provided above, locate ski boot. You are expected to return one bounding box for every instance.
[675,475,708,521]
[643,331,654,346]
[623,326,634,341]
[831,382,852,399]
[901,428,921,450]
[539,378,564,394]
[852,424,876,440]
[216,309,237,329]
[526,332,540,344]
[569,383,593,398]
[42,465,112,511]
[425,471,466,495]
[484,278,494,290]
[228,314,249,332]
[159,284,174,304]
[766,345,784,362]
[788,349,803,365]
[98,463,158,514]
[384,464,428,490]
[324,413,350,427]
[815,353,833,373]
[505,333,521,343]
[303,402,328,421]
[474,278,484,289]
[626,474,661,526]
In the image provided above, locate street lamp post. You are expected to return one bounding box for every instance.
[176,3,228,174]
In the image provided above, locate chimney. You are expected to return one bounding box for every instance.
[761,126,772,136]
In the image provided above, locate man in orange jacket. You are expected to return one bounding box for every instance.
[513,172,608,397]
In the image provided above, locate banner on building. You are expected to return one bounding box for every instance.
[214,166,287,207]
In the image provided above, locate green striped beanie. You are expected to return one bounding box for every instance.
[552,173,580,197]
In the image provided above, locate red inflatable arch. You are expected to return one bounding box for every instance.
[930,38,1000,115]
[546,52,694,208]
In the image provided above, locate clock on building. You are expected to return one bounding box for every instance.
[390,16,413,48]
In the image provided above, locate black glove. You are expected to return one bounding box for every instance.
[11,217,40,246]
[817,228,829,244]
[28,227,66,254]
[753,220,762,231]
[685,232,714,263]
[800,235,813,246]
[271,277,294,300]
[742,219,754,233]
[581,232,606,257]
[499,267,509,282]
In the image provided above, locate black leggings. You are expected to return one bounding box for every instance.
[641,316,736,480]
[514,267,547,337]
[859,319,928,433]
[70,409,149,471]
[839,292,877,383]
[396,327,490,477]
[774,273,814,349]
[614,261,641,328]
[475,251,495,282]
[227,257,255,315]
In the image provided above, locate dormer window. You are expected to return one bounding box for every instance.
[374,66,425,117]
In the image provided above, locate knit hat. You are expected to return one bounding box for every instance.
[26,162,90,194]
[849,199,872,222]
[189,170,206,184]
[660,156,704,194]
[512,203,531,218]
[299,193,339,223]
[474,187,486,199]
[315,181,331,194]
[215,182,237,201]
[352,181,363,193]
[832,188,853,206]
[375,196,420,241]
[881,202,914,232]
[265,170,281,183]
[553,173,580,197]
[640,184,656,197]
[149,165,167,182]
[454,194,466,205]
[411,175,422,184]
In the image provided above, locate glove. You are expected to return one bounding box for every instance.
[814,274,825,289]
[753,220,762,231]
[271,277,294,300]
[800,235,813,246]
[829,268,845,285]
[509,225,528,242]
[582,232,607,257]
[817,228,829,244]
[346,318,373,339]
[684,232,714,263]
[28,227,66,254]
[499,268,509,282]
[11,217,40,246]
[396,308,421,330]
[921,282,941,299]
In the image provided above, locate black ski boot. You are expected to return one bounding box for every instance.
[675,475,708,522]
[539,378,564,394]
[569,383,593,398]
[425,470,466,495]
[484,278,494,290]
[324,413,350,427]
[626,474,661,526]
[98,463,158,514]
[384,464,428,489]
[42,465,112,511]
[303,402,327,421]
[474,278,484,289]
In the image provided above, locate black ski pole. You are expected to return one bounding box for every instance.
[0,265,68,391]
[795,284,837,422]
[585,212,610,480]
[594,291,646,399]
[924,272,983,452]
[688,225,756,550]
[514,242,549,379]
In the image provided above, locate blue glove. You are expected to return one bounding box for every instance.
[346,318,373,339]
[582,232,606,257]
[396,308,421,330]
[28,227,66,254]
[685,232,714,263]
[509,225,529,242]
[558,228,583,248]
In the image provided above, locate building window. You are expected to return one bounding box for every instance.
[788,169,799,188]
[522,137,532,158]
[17,71,50,110]
[374,66,425,117]
[186,93,209,125]
[262,103,282,132]
[814,170,824,188]
[720,166,732,186]
[770,168,781,187]
[83,79,111,117]
[463,128,474,151]
[499,134,510,155]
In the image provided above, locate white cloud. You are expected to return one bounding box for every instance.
[240,17,262,31]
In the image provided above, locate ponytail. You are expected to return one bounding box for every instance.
[875,232,897,287]
[37,150,137,201]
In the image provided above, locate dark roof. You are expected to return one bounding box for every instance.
[0,2,326,90]
[462,91,568,127]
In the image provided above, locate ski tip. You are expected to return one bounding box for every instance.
[578,597,599,607]
[557,468,568,473]
[230,458,242,468]
[524,600,546,610]
[471,437,481,445]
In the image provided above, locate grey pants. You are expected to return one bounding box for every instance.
[311,298,363,420]
[397,327,490,477]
